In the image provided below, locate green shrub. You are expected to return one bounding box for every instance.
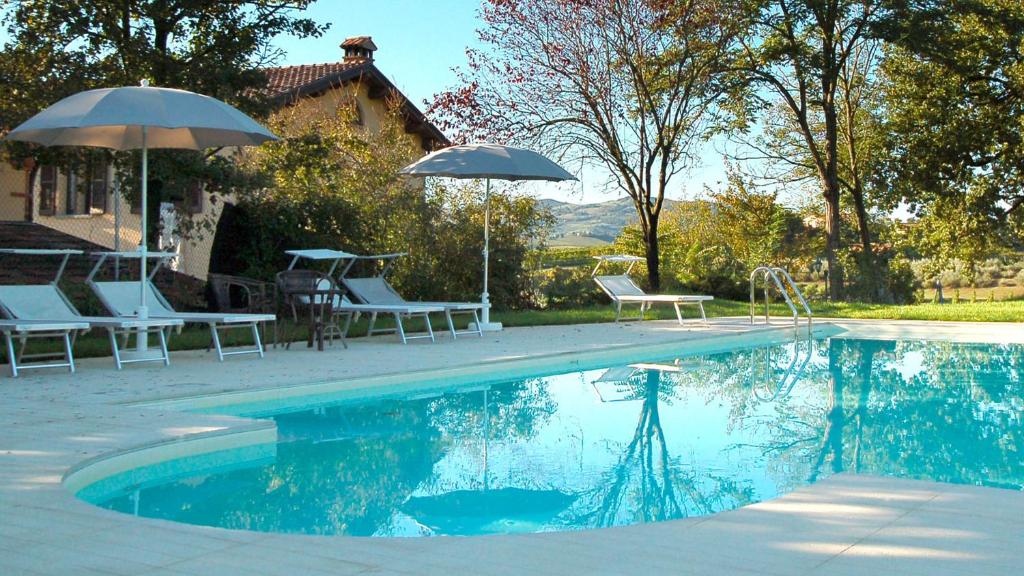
[885,255,919,304]
[801,282,823,301]
[531,266,604,309]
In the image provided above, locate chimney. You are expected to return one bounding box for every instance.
[341,36,377,62]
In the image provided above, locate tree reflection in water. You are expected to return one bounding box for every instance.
[733,338,1024,489]
[566,367,755,529]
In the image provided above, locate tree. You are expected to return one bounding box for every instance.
[747,37,891,300]
[0,0,326,238]
[874,0,1024,263]
[0,1,324,120]
[726,0,885,300]
[835,39,891,299]
[428,0,739,290]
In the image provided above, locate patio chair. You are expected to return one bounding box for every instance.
[0,248,182,371]
[339,253,484,339]
[276,270,443,345]
[1,319,89,377]
[591,255,712,325]
[208,272,277,346]
[208,273,276,315]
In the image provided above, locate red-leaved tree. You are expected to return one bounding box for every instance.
[428,0,740,290]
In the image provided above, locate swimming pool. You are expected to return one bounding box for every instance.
[78,336,1024,537]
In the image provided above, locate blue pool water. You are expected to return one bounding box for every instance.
[83,337,1024,536]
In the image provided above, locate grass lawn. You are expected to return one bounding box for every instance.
[494,298,1024,326]
[2,298,1020,364]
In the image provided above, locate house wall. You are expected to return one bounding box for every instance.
[27,163,139,251]
[284,82,388,133]
[176,198,221,280]
[0,162,27,221]
[0,161,212,279]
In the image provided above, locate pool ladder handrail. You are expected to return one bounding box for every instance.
[752,338,814,402]
[750,266,813,335]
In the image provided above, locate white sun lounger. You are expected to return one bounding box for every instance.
[0,319,89,377]
[333,294,445,344]
[340,253,484,339]
[280,250,444,340]
[0,249,182,371]
[592,255,712,325]
[88,252,274,361]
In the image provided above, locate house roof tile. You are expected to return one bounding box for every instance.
[264,61,367,95]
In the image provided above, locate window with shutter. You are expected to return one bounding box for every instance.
[187,180,204,214]
[38,165,57,215]
[88,158,109,213]
[64,167,78,215]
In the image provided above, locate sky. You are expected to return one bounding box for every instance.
[272,1,731,205]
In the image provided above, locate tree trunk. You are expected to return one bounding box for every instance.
[644,213,661,292]
[850,184,885,301]
[844,99,882,302]
[823,187,844,300]
[822,86,845,301]
[852,193,872,259]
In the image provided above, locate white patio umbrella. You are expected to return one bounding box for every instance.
[400,143,576,330]
[5,81,277,326]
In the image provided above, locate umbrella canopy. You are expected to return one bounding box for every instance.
[5,85,277,150]
[400,143,576,330]
[4,82,276,351]
[399,143,575,181]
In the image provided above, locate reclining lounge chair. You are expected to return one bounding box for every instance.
[87,252,274,361]
[277,268,445,345]
[0,249,182,372]
[1,319,89,377]
[340,253,484,339]
[591,255,712,325]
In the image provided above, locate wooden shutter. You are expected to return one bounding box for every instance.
[38,166,57,215]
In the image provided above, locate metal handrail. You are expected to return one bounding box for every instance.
[773,267,813,332]
[750,265,812,335]
[750,266,798,328]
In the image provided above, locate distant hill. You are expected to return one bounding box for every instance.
[540,197,680,246]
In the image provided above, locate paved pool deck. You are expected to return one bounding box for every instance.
[1,317,1022,575]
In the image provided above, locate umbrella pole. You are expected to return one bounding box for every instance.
[136,127,150,352]
[475,178,502,331]
[482,178,490,324]
[113,179,121,280]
